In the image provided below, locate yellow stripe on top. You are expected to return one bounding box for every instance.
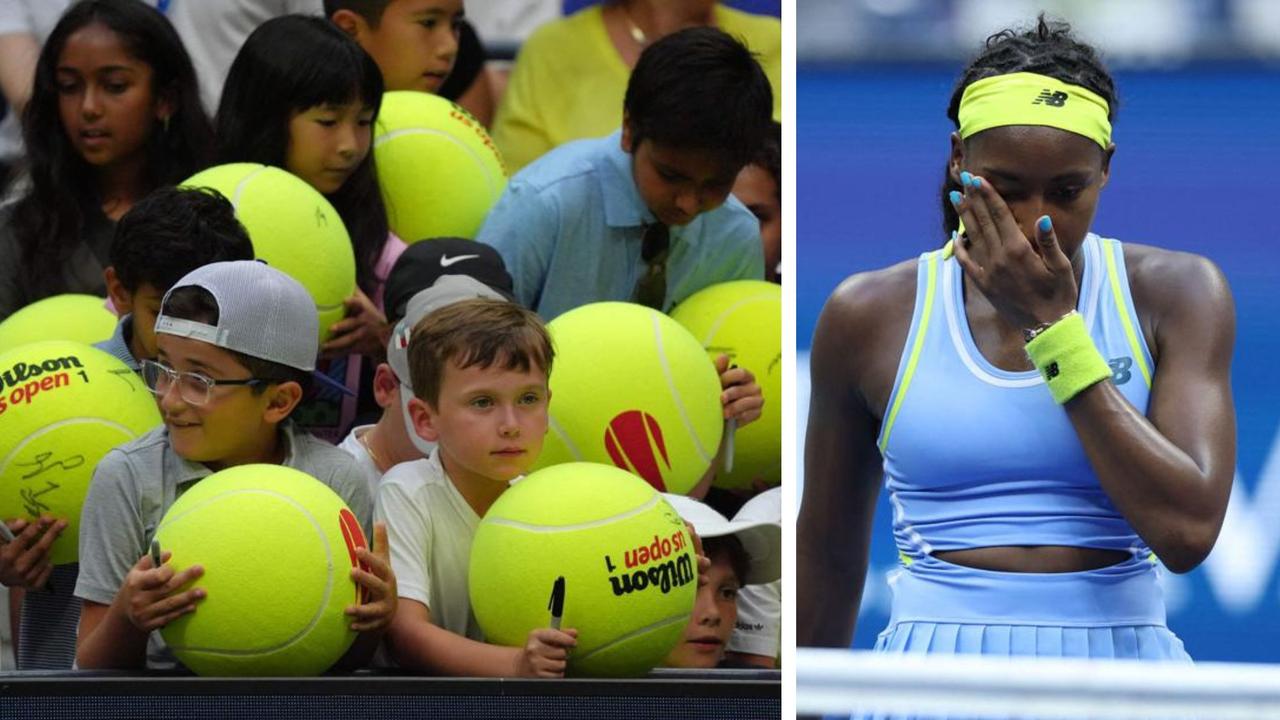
[1103,240,1152,388]
[879,250,941,452]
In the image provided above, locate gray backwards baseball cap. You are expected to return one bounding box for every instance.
[154,260,319,372]
[388,274,509,454]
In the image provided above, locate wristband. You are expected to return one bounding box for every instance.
[1023,311,1111,404]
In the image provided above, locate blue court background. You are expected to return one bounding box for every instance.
[797,64,1280,662]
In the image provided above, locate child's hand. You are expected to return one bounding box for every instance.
[516,627,579,678]
[684,520,711,587]
[346,521,397,633]
[321,289,390,359]
[714,354,763,427]
[120,550,204,633]
[0,516,65,589]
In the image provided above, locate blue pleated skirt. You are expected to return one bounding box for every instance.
[843,554,1190,720]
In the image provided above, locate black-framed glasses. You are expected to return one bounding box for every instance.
[632,223,670,309]
[141,359,271,406]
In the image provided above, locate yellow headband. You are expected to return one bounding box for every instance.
[958,72,1111,149]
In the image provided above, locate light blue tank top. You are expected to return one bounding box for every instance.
[877,234,1156,561]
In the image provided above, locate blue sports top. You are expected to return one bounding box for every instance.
[877,234,1155,561]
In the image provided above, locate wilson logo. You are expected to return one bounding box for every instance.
[604,410,671,491]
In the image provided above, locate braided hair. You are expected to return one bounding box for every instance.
[939,14,1119,238]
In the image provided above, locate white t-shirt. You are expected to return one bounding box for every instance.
[159,0,324,116]
[728,488,782,658]
[374,450,483,640]
[338,424,382,498]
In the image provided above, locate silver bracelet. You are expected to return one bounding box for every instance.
[1022,310,1078,344]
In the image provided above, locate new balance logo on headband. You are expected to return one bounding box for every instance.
[1033,90,1068,107]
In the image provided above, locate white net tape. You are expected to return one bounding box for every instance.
[797,648,1280,719]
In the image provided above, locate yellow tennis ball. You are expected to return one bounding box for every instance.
[534,302,723,495]
[374,91,507,241]
[181,163,355,343]
[156,464,367,676]
[470,462,696,677]
[670,280,781,489]
[0,341,161,564]
[0,294,116,348]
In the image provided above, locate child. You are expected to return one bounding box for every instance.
[724,487,781,669]
[99,186,255,371]
[376,299,578,676]
[732,120,781,284]
[0,0,212,320]
[661,493,780,669]
[214,14,406,442]
[339,238,515,491]
[74,260,396,670]
[326,0,463,96]
[0,185,254,671]
[477,26,773,322]
[479,27,769,479]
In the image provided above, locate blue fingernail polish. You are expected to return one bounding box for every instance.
[960,171,972,186]
[949,190,962,206]
[1038,216,1052,232]
[972,177,982,189]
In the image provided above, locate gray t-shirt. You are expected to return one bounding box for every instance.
[74,422,373,670]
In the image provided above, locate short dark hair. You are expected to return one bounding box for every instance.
[624,26,772,168]
[704,535,750,587]
[160,286,313,396]
[110,187,254,293]
[940,14,1118,238]
[406,299,553,408]
[323,0,392,27]
[750,120,781,198]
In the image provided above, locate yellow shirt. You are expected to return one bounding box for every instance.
[492,4,782,173]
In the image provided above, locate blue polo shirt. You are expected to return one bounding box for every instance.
[477,130,763,320]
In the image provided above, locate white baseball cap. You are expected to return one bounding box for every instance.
[663,493,781,585]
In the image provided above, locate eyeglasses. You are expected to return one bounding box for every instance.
[141,359,272,406]
[632,223,670,310]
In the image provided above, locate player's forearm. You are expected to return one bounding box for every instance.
[1066,382,1232,573]
[797,540,865,648]
[388,619,521,677]
[75,601,150,669]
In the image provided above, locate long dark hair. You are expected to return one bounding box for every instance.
[940,14,1119,239]
[214,14,388,295]
[11,0,212,302]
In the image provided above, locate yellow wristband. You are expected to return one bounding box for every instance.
[1024,311,1110,404]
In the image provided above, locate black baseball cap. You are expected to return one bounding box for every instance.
[383,238,516,324]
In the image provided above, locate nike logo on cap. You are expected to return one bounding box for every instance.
[439,253,480,267]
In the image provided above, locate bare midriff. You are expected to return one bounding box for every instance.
[932,546,1131,573]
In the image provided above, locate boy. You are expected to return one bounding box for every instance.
[376,299,578,676]
[326,0,462,95]
[339,239,514,490]
[0,186,254,671]
[74,261,396,670]
[732,120,781,284]
[100,186,255,371]
[476,26,772,321]
[660,493,780,669]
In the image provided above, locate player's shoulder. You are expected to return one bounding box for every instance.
[820,257,920,334]
[1122,241,1233,321]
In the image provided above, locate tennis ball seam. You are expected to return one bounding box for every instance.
[651,311,713,464]
[0,417,139,472]
[158,488,336,656]
[483,494,661,532]
[700,294,775,345]
[374,128,502,197]
[571,612,690,663]
[546,415,585,462]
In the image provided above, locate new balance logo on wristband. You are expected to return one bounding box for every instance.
[1043,361,1060,380]
[1033,90,1068,107]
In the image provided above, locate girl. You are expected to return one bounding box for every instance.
[214,14,405,444]
[0,0,211,320]
[799,14,1235,672]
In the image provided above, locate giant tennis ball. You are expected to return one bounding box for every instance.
[670,281,781,489]
[0,294,116,348]
[156,464,367,676]
[181,163,355,343]
[374,91,506,241]
[470,462,696,676]
[0,341,160,564]
[534,302,723,495]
